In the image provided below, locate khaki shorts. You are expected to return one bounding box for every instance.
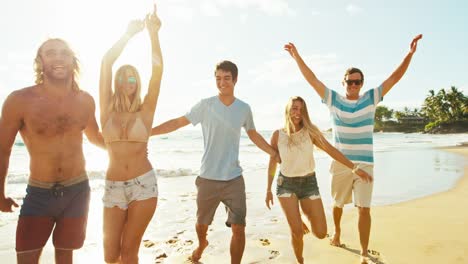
[330,161,374,208]
[195,176,246,226]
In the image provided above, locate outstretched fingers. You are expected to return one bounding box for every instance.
[410,34,423,53]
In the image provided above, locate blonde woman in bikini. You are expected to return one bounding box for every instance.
[99,5,162,264]
[265,96,372,264]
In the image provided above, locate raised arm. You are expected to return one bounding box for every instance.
[265,130,279,209]
[313,134,373,183]
[284,42,327,99]
[151,116,190,136]
[0,93,21,212]
[380,34,423,96]
[141,4,163,117]
[99,19,145,122]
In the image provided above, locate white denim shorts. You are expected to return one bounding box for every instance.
[103,170,158,210]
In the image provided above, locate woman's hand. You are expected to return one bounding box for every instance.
[146,3,161,34]
[265,191,274,209]
[126,19,145,37]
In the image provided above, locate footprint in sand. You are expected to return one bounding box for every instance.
[143,239,156,248]
[184,240,194,246]
[367,249,381,256]
[268,250,280,259]
[155,252,168,264]
[259,238,270,246]
[366,249,386,264]
[166,238,179,245]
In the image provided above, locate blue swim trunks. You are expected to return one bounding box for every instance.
[16,174,90,252]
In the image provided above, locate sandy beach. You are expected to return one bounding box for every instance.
[0,146,466,263]
[223,146,468,264]
[166,146,468,264]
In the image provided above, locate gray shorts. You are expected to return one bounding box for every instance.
[195,176,246,227]
[103,170,158,210]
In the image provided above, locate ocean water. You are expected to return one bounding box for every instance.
[0,131,466,260]
[1,131,467,225]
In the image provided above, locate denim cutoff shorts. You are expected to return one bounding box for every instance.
[276,171,320,200]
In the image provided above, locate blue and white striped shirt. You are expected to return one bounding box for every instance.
[322,86,383,164]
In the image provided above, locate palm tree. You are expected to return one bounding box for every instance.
[422,86,467,122]
[446,86,466,120]
[421,89,437,120]
[375,105,393,122]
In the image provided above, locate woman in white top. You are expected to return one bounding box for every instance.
[265,96,372,264]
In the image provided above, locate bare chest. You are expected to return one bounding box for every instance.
[23,97,90,137]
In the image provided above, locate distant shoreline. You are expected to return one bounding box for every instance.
[372,119,468,134]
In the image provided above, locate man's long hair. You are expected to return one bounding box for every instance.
[33,38,80,91]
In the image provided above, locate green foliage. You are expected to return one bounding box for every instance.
[421,86,468,122]
[424,120,441,131]
[424,120,468,133]
[394,107,423,120]
[375,106,394,122]
[375,86,467,133]
[375,105,394,128]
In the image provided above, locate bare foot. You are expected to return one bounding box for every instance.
[360,255,371,264]
[301,220,310,235]
[329,231,342,247]
[296,256,304,264]
[190,240,209,263]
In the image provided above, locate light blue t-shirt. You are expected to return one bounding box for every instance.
[185,96,256,181]
[322,86,383,164]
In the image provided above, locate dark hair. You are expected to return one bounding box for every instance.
[344,67,364,81]
[215,60,238,80]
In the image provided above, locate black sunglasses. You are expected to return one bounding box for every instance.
[345,79,363,86]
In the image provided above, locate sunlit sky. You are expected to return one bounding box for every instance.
[1,0,467,130]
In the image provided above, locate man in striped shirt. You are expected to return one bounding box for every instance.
[284,34,422,263]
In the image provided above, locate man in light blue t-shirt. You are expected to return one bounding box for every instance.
[284,34,423,263]
[151,60,279,264]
